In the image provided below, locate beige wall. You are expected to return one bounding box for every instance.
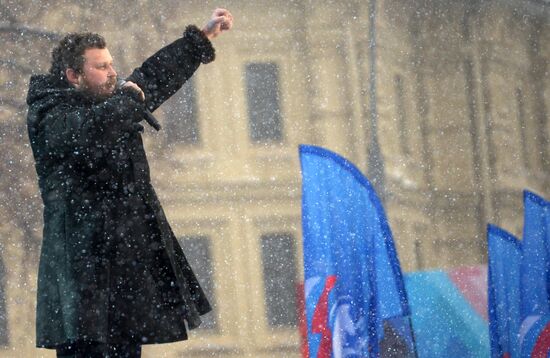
[0,0,548,356]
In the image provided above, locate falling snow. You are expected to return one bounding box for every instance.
[0,1,549,357]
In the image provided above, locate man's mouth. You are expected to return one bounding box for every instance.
[103,79,116,92]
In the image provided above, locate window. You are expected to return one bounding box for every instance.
[163,77,200,145]
[179,236,217,331]
[0,255,7,346]
[394,75,410,157]
[245,63,283,143]
[260,233,298,328]
[516,88,529,169]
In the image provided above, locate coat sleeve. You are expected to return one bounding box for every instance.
[41,92,144,160]
[126,25,215,113]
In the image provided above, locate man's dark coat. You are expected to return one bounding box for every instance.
[26,25,214,349]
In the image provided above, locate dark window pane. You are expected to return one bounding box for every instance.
[516,88,529,169]
[164,77,200,145]
[260,233,298,328]
[245,63,283,143]
[394,75,410,157]
[0,254,7,346]
[179,236,217,331]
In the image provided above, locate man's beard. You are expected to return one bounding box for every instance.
[78,77,117,100]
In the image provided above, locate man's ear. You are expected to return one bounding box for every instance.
[65,68,81,88]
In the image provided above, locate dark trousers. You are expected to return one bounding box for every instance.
[56,341,141,358]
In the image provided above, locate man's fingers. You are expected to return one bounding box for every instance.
[214,16,232,31]
[203,8,233,39]
[213,8,233,30]
[210,15,232,32]
[210,16,225,25]
[122,81,145,101]
[221,15,233,30]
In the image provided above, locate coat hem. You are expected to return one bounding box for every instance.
[36,331,189,350]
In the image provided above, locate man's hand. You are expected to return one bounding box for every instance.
[202,8,233,40]
[121,80,145,102]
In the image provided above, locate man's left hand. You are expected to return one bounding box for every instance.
[121,80,145,102]
[202,8,233,40]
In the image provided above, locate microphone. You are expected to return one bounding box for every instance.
[116,79,161,131]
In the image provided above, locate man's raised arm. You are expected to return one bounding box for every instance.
[126,8,233,113]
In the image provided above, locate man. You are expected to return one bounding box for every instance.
[26,8,233,358]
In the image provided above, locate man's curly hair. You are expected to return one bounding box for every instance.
[49,32,107,83]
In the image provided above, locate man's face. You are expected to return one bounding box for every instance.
[75,48,117,98]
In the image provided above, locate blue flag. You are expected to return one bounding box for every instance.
[487,224,522,358]
[518,190,550,357]
[300,145,414,358]
[520,191,550,321]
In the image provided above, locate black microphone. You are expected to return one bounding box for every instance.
[116,79,161,131]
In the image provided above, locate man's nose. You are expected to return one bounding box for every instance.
[108,65,117,77]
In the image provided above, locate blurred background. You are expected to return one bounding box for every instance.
[0,0,548,356]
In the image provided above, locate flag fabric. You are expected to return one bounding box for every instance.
[405,269,490,358]
[520,191,550,321]
[300,145,414,357]
[487,224,522,358]
[519,191,550,357]
[520,315,550,358]
[447,266,489,321]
